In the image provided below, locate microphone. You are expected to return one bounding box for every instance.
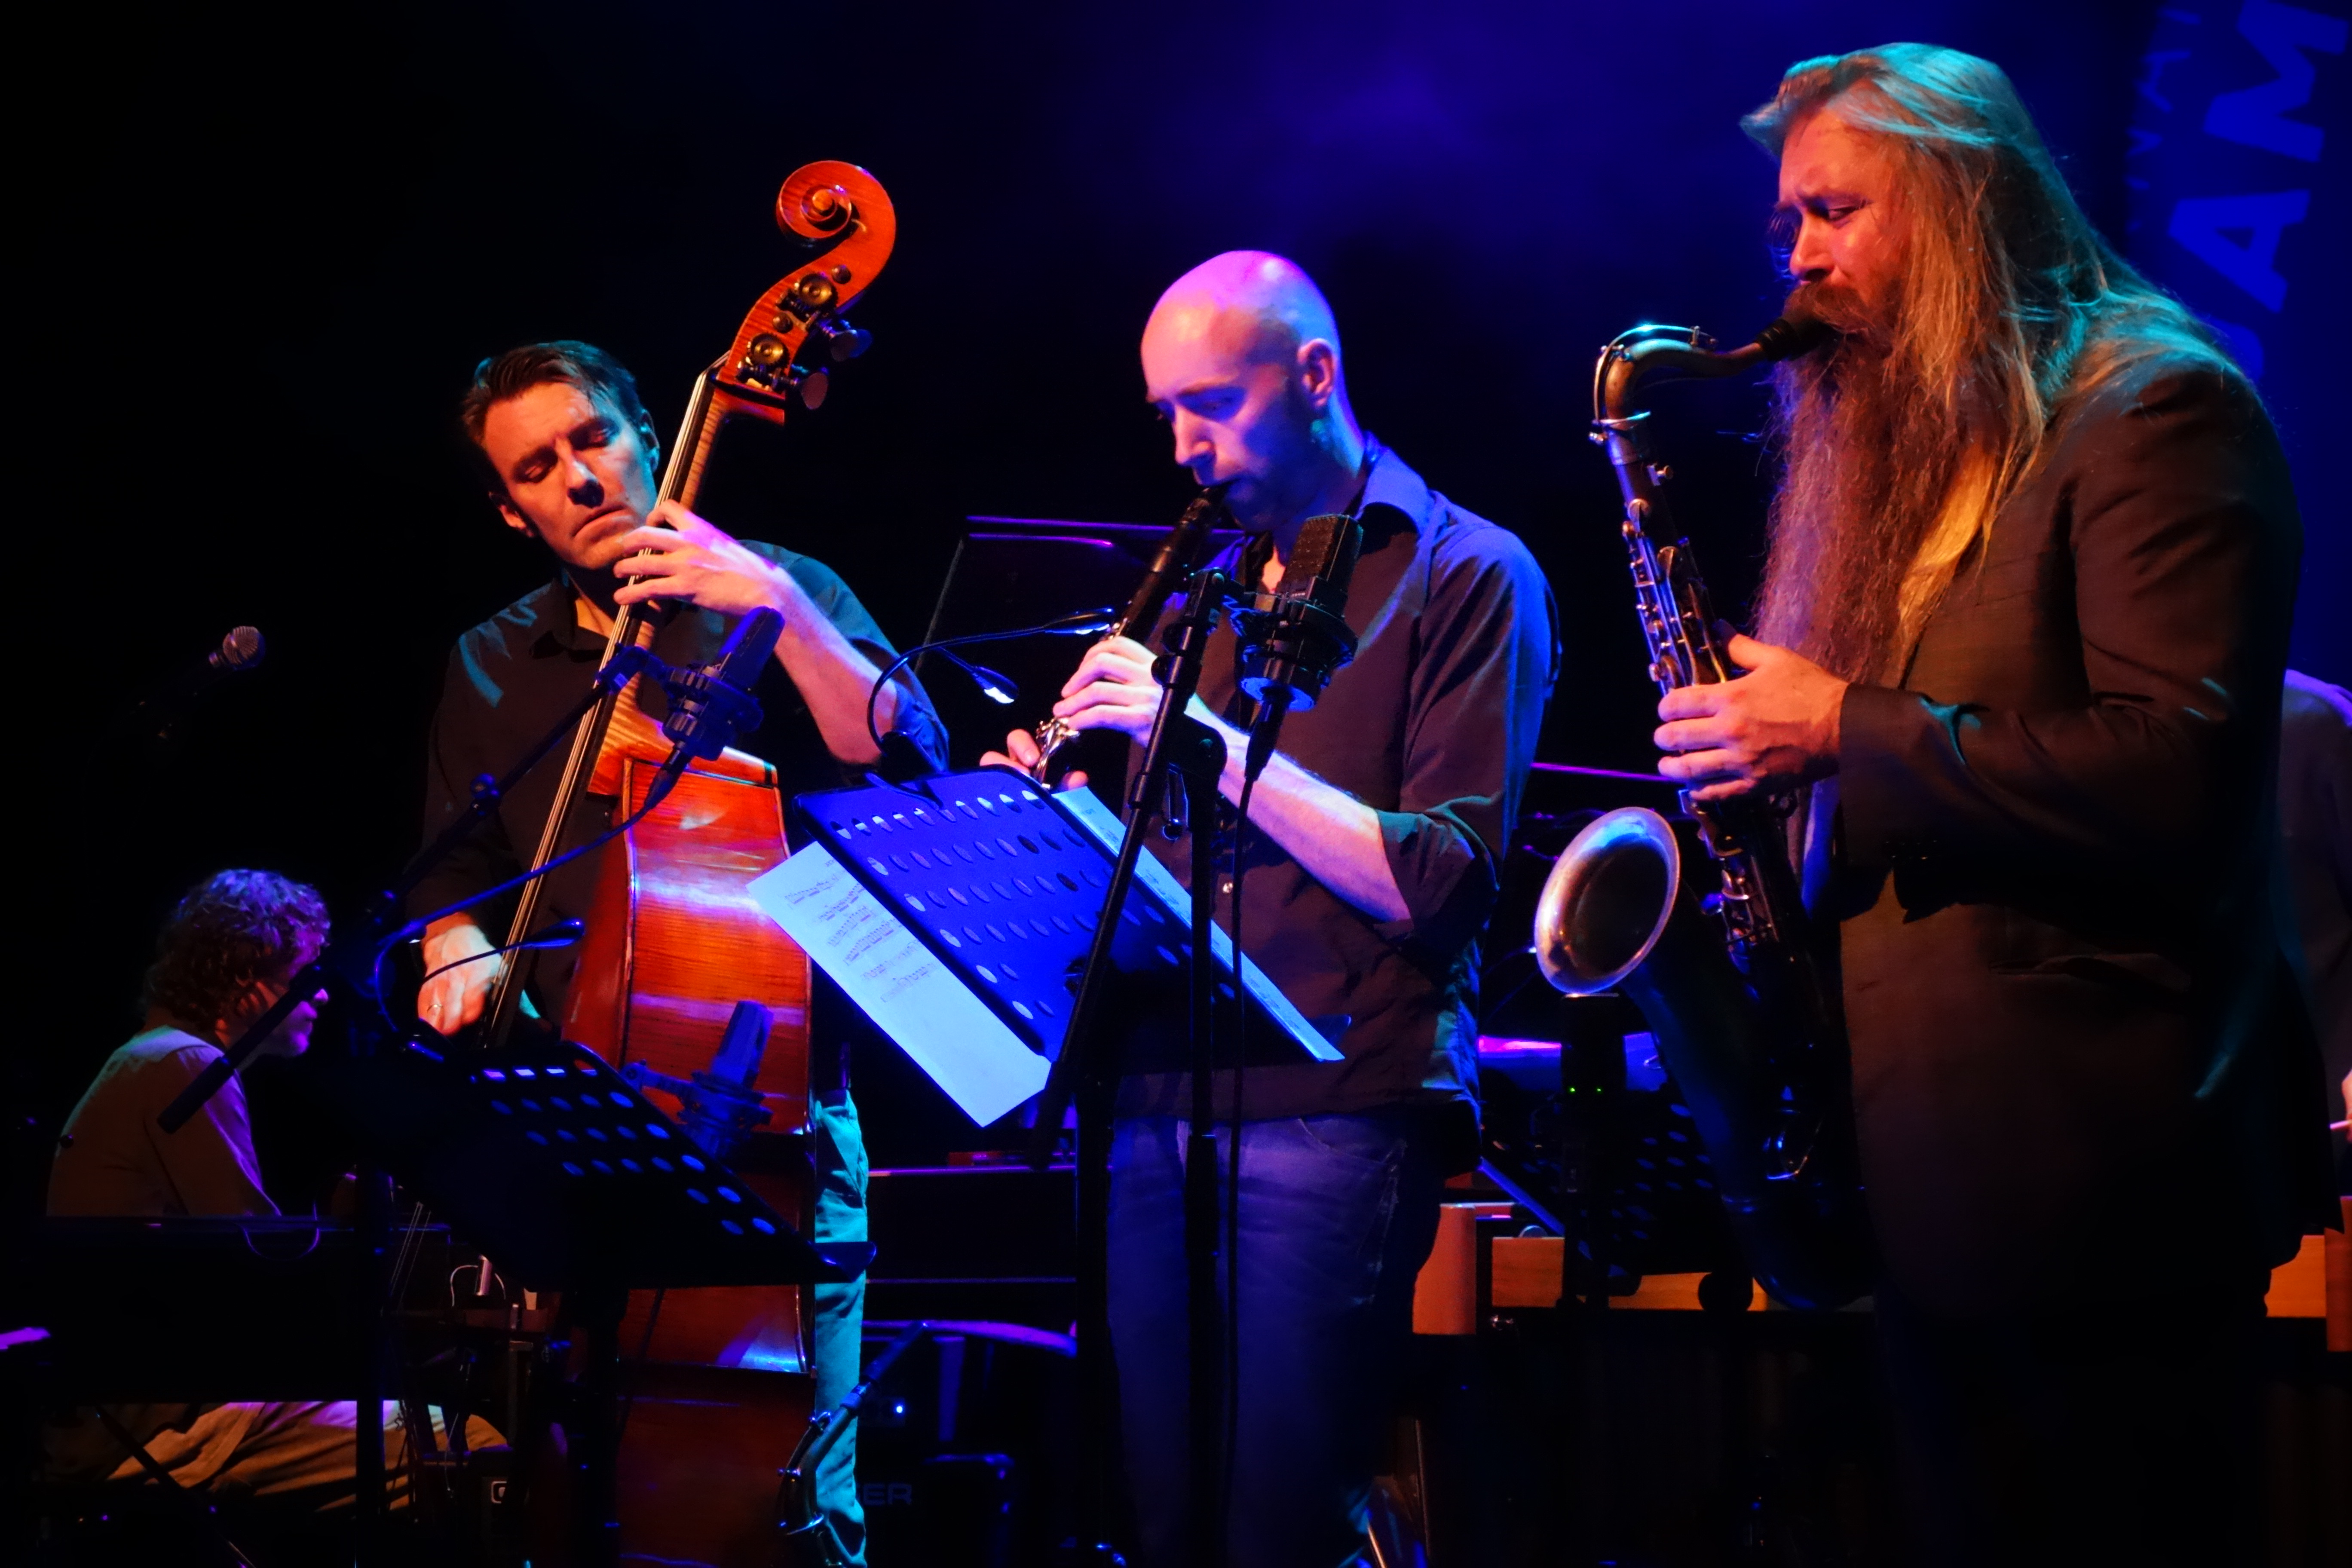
[1236,513,1362,782]
[125,626,269,742]
[636,607,783,815]
[621,999,775,1161]
[211,625,267,674]
[662,606,783,761]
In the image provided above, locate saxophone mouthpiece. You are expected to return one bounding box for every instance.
[1753,312,1834,363]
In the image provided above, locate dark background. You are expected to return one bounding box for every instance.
[16,0,2342,1196]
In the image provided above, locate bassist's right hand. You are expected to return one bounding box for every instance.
[419,915,505,1036]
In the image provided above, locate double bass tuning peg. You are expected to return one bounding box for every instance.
[816,317,871,363]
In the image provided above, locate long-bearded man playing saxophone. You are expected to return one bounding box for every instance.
[1651,46,2331,1566]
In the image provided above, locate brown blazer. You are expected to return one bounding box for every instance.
[1828,355,2335,1317]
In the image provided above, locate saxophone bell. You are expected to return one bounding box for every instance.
[1533,807,1875,1311]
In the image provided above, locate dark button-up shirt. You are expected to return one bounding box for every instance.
[413,542,944,1019]
[1121,439,1556,1124]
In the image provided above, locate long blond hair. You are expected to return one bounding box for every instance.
[1743,44,2235,679]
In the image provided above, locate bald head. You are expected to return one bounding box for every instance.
[1141,251,1364,536]
[1145,250,1344,372]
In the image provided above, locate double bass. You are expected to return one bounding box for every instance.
[473,161,896,1565]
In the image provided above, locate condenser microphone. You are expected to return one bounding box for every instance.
[1236,513,1362,781]
[662,606,784,761]
[1239,512,1361,708]
[635,606,782,816]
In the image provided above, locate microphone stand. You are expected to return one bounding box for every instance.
[1029,570,1238,1568]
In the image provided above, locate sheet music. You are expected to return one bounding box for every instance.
[750,850,1050,1126]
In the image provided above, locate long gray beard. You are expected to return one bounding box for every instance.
[1754,291,1969,685]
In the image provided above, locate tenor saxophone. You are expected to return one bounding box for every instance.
[1531,316,1877,1311]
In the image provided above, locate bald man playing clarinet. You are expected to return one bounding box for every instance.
[988,251,1555,1568]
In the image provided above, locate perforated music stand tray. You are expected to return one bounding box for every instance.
[316,1033,854,1292]
[776,765,1340,1097]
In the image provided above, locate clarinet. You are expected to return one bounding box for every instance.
[1029,484,1228,778]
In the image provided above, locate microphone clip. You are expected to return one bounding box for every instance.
[1230,589,1359,712]
[591,643,769,761]
[658,661,767,761]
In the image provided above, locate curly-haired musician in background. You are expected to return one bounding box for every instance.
[1650,46,2336,1564]
[413,342,945,1566]
[989,251,1556,1566]
[45,869,494,1507]
[52,869,328,1219]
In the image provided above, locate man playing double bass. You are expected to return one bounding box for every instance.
[413,340,943,1566]
[989,251,1556,1567]
[1651,46,2334,1564]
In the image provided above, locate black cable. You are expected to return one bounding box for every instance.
[861,608,1114,757]
[414,922,582,989]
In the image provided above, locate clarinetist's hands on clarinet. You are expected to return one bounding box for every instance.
[1655,631,1847,801]
[979,635,1169,789]
[982,633,1412,921]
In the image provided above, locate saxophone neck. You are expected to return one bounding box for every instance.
[1591,314,1832,425]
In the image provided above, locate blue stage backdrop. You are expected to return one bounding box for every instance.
[2128,0,2349,682]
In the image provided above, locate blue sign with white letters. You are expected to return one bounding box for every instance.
[2128,1,2350,679]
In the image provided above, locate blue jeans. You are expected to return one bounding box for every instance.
[1106,1112,1446,1568]
[810,1090,869,1566]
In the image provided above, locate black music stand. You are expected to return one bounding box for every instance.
[311,1032,864,1568]
[776,766,1336,1087]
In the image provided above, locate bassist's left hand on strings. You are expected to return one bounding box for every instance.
[609,499,811,624]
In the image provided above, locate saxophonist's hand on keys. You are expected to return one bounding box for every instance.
[1655,633,1847,801]
[980,636,1168,789]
